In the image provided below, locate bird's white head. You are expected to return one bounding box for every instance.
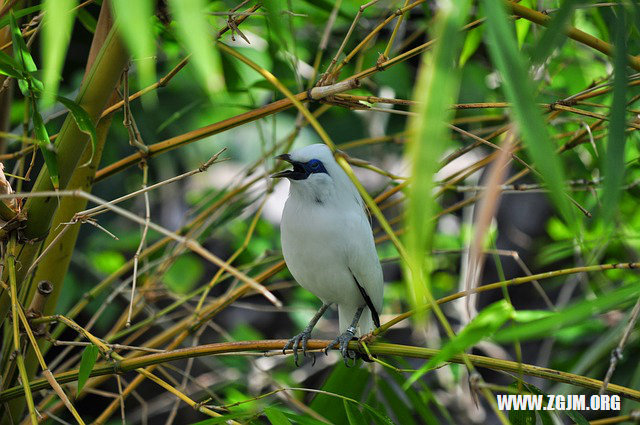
[272,144,362,206]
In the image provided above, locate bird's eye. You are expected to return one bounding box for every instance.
[309,160,321,170]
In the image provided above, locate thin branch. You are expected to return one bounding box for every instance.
[128,161,150,327]
[81,149,226,218]
[599,296,640,395]
[0,189,282,308]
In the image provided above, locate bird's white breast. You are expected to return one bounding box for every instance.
[281,198,364,305]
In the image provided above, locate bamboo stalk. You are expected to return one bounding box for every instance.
[3,339,639,403]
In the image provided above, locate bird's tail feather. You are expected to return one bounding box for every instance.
[338,305,376,336]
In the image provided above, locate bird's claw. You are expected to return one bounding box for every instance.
[324,328,357,366]
[283,329,313,366]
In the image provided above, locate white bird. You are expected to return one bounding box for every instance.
[272,144,383,365]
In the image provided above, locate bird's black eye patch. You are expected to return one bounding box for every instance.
[292,162,306,175]
[271,156,328,180]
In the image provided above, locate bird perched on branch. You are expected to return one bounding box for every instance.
[272,144,383,366]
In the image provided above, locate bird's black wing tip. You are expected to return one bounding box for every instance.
[371,309,381,329]
[350,270,381,329]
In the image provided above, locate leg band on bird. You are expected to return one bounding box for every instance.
[325,305,365,366]
[283,303,331,366]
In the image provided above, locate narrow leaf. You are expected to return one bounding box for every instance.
[263,0,293,51]
[0,5,42,29]
[9,11,38,96]
[404,0,471,311]
[518,381,588,425]
[565,410,590,425]
[459,25,483,66]
[111,0,157,102]
[77,344,99,394]
[42,0,78,105]
[389,370,439,425]
[31,99,59,189]
[512,310,553,323]
[530,0,579,65]
[378,379,417,425]
[481,0,575,231]
[515,0,533,47]
[406,300,514,388]
[344,400,368,425]
[282,412,327,425]
[509,408,535,425]
[506,382,536,425]
[310,366,369,423]
[264,407,292,425]
[191,413,252,424]
[76,8,97,34]
[309,367,393,425]
[600,6,628,225]
[168,0,224,96]
[494,284,640,342]
[300,0,353,20]
[0,49,23,79]
[56,95,97,166]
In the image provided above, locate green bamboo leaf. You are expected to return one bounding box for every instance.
[111,0,157,102]
[600,6,628,225]
[310,366,369,424]
[566,410,590,425]
[530,0,579,65]
[42,0,77,105]
[168,0,224,96]
[357,403,394,425]
[263,0,293,50]
[459,25,483,66]
[405,300,514,388]
[539,409,554,425]
[56,95,97,166]
[0,5,42,29]
[344,400,368,425]
[518,381,586,425]
[590,8,610,41]
[31,99,59,189]
[191,413,251,424]
[300,0,353,20]
[494,284,640,342]
[512,310,553,323]
[9,10,38,96]
[404,0,471,311]
[281,412,327,425]
[509,408,535,425]
[515,0,533,47]
[630,0,640,34]
[77,344,99,394]
[378,379,417,425]
[481,0,575,231]
[364,390,391,425]
[309,366,393,425]
[389,370,440,425]
[76,8,97,34]
[264,407,292,425]
[506,382,537,425]
[0,49,23,79]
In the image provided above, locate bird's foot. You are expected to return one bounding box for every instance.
[324,326,358,366]
[283,329,314,367]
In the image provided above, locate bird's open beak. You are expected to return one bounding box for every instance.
[271,154,306,179]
